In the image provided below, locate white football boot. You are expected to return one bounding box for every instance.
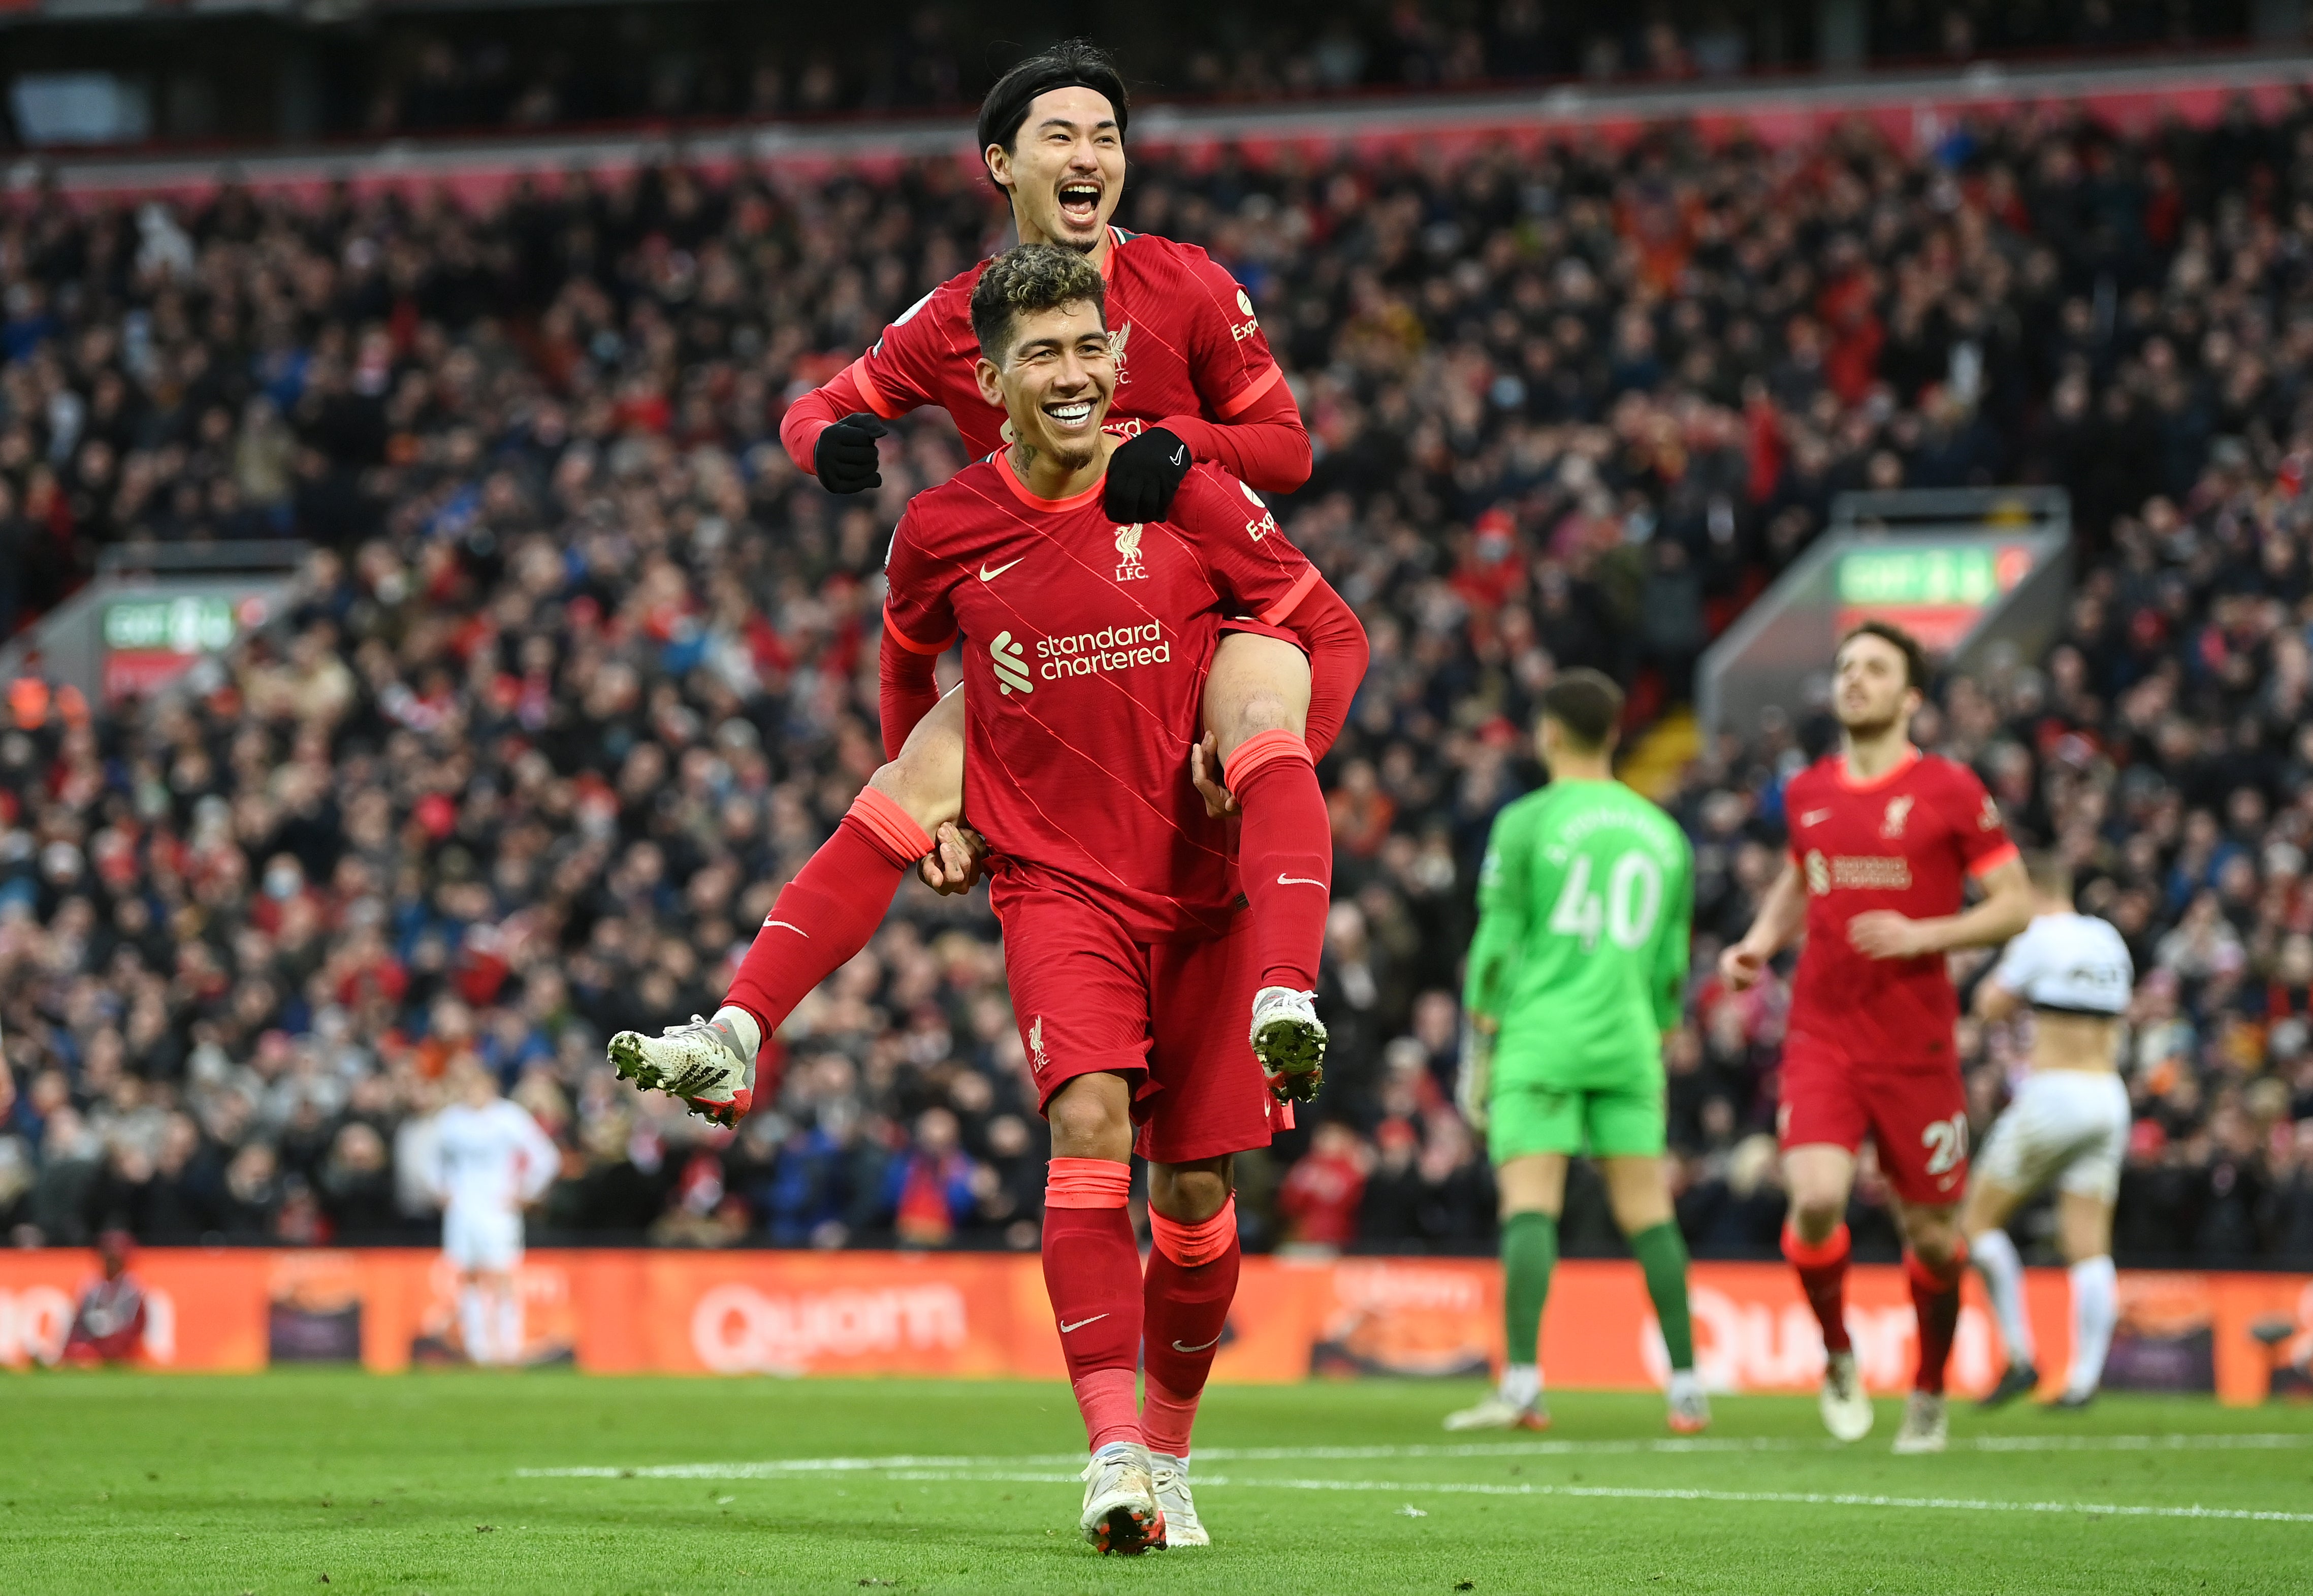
[1149,1453,1207,1547]
[1891,1391,1948,1454]
[1665,1370,1712,1435]
[1078,1442,1164,1555]
[1819,1348,1875,1442]
[1442,1392,1550,1431]
[608,1012,756,1126]
[1249,986,1328,1103]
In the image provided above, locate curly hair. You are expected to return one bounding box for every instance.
[969,243,1107,363]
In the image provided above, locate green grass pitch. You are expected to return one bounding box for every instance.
[3,1371,2309,1593]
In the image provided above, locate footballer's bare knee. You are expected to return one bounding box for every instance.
[869,688,967,833]
[1045,1073,1134,1163]
[1206,632,1310,761]
[1148,1157,1233,1224]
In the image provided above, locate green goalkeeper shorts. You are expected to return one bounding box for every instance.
[1487,1082,1667,1164]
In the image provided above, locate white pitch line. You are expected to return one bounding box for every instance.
[869,1471,2313,1526]
[515,1431,2313,1480]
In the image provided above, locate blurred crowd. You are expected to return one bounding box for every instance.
[4,89,2313,1262]
[333,2,2259,144]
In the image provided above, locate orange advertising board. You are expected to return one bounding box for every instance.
[2,1250,2306,1408]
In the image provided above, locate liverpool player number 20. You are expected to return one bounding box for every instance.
[1719,621,2032,1454]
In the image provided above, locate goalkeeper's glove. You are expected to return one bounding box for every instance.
[813,411,889,494]
[1456,1024,1495,1132]
[1102,426,1192,522]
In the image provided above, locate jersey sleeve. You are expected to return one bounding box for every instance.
[1463,803,1537,1023]
[1653,830,1695,1032]
[1173,246,1288,423]
[1987,919,2046,996]
[851,282,962,419]
[880,503,960,657]
[1942,764,2020,878]
[1168,465,1320,624]
[513,1107,560,1203]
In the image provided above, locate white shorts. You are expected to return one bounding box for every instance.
[1975,1070,2131,1203]
[442,1204,523,1272]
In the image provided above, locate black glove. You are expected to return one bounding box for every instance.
[1103,426,1192,522]
[813,411,888,494]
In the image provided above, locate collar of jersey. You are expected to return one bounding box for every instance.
[1834,745,1921,791]
[998,451,1107,514]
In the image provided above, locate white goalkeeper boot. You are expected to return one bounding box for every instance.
[608,1008,758,1126]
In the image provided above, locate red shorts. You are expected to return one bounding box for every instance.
[1779,1031,1971,1207]
[993,884,1282,1165]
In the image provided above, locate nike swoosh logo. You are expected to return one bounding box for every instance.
[1170,1334,1223,1353]
[980,558,1025,581]
[764,920,809,937]
[1799,809,1833,825]
[1058,1314,1108,1334]
[1169,446,1187,467]
[1277,874,1327,887]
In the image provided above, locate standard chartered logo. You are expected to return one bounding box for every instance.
[991,621,1173,695]
[990,632,1034,695]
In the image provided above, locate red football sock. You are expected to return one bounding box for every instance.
[1140,1197,1241,1459]
[1225,731,1328,992]
[1042,1158,1144,1453]
[1782,1223,1854,1356]
[1907,1242,1967,1395]
[722,789,930,1040]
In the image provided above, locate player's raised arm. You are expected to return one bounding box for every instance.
[780,289,951,491]
[1721,855,1806,991]
[877,505,960,760]
[1106,251,1311,521]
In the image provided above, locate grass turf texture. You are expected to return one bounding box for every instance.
[3,1372,2309,1593]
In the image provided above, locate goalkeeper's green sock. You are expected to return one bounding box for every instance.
[1501,1209,1558,1399]
[1631,1220,1695,1371]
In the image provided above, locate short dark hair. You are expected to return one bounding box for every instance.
[1538,668,1624,752]
[969,243,1107,362]
[976,39,1130,191]
[1837,618,1932,693]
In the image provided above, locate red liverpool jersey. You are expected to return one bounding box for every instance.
[882,458,1319,942]
[846,227,1285,457]
[1783,748,2018,1068]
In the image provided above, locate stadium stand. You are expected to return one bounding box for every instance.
[2,93,2312,1265]
[0,1,2275,151]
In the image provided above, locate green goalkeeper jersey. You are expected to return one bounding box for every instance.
[1463,778,1693,1091]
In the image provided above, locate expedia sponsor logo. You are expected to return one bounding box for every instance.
[1238,479,1277,541]
[1035,621,1170,679]
[990,631,1034,695]
[1231,288,1261,343]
